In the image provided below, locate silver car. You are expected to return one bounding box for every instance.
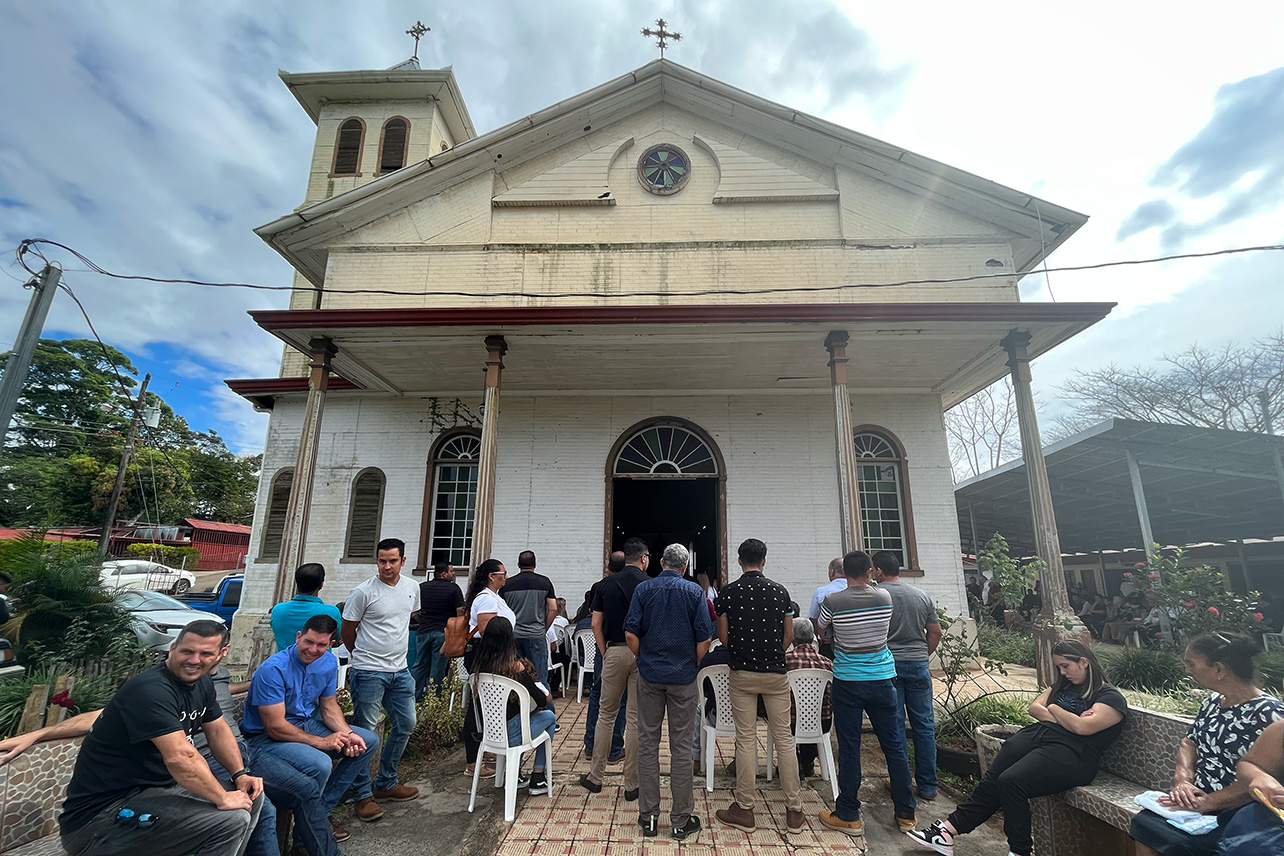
[116,590,225,652]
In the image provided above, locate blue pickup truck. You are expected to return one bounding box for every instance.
[178,574,242,624]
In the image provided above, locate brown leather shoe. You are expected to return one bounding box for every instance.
[785,808,806,834]
[354,796,384,822]
[329,819,351,842]
[715,803,757,832]
[373,783,420,801]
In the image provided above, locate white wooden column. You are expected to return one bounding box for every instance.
[473,335,507,563]
[1125,450,1156,560]
[1002,330,1088,682]
[826,331,863,553]
[274,337,335,605]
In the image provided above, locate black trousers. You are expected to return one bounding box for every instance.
[948,725,1099,856]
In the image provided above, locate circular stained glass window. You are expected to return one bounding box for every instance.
[636,144,691,195]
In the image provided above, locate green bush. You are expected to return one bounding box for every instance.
[0,536,96,574]
[123,543,201,569]
[1121,689,1203,717]
[1255,651,1284,693]
[408,677,464,758]
[977,624,1037,668]
[934,691,1035,746]
[1099,645,1188,692]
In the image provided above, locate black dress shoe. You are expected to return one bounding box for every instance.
[624,788,639,802]
[579,773,602,793]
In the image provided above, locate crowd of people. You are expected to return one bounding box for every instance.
[4,535,1284,855]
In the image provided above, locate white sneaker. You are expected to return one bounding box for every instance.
[904,820,953,856]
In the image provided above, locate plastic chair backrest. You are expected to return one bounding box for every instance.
[573,629,595,669]
[696,664,731,728]
[1264,632,1284,653]
[788,668,833,739]
[475,672,531,746]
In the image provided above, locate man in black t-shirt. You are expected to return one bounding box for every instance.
[412,561,465,700]
[59,619,265,856]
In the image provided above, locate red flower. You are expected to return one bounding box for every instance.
[49,690,74,709]
[1255,612,1265,621]
[1182,601,1196,608]
[1154,631,1165,638]
[1148,573,1159,580]
[1207,607,1219,617]
[1135,562,1146,568]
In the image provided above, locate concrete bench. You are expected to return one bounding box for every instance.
[976,706,1191,856]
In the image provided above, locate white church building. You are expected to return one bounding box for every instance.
[226,54,1111,654]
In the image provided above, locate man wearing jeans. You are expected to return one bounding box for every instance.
[244,614,381,853]
[341,537,421,817]
[872,549,942,801]
[624,543,713,842]
[500,550,558,708]
[817,550,916,838]
[713,539,806,835]
[412,561,464,700]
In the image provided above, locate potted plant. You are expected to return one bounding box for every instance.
[933,610,1034,776]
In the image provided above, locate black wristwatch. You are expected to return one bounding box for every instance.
[230,768,250,783]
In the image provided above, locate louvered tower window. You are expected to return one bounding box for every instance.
[378,118,409,173]
[258,468,294,560]
[344,468,386,560]
[332,118,365,176]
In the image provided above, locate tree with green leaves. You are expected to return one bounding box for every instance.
[0,338,260,527]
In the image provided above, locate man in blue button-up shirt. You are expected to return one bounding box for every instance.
[624,543,714,841]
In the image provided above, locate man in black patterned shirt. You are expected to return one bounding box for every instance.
[713,539,806,835]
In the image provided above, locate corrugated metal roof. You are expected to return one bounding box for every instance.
[183,518,252,535]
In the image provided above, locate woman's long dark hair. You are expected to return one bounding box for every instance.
[471,616,518,681]
[1047,639,1108,700]
[464,558,505,610]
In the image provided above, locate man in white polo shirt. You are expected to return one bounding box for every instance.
[340,537,421,821]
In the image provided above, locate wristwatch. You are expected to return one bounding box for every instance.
[230,768,250,783]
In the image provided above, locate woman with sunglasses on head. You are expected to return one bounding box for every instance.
[907,640,1128,856]
[470,616,557,795]
[462,559,516,777]
[1130,633,1284,856]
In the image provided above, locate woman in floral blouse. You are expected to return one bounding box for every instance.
[1131,632,1284,856]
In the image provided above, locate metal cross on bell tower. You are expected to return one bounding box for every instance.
[641,18,681,58]
[406,20,430,59]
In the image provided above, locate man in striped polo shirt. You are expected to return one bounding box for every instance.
[816,550,916,838]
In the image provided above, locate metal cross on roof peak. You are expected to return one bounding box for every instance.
[641,18,681,58]
[406,20,430,59]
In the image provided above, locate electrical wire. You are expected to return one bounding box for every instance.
[14,237,1284,302]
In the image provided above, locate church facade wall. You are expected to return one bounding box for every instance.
[237,389,966,655]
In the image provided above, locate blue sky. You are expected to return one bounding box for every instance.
[1,1,1282,455]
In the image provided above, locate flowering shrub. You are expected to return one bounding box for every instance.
[1131,547,1263,640]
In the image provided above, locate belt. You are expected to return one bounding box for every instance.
[607,640,627,647]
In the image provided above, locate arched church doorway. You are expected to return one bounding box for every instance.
[605,418,727,587]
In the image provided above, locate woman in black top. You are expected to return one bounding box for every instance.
[907,640,1128,856]
[471,617,557,795]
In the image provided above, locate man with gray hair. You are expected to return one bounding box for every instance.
[808,557,846,659]
[624,543,714,841]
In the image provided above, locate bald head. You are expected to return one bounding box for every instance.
[828,557,844,580]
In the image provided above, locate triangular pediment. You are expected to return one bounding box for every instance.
[260,60,1086,285]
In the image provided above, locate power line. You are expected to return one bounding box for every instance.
[14,237,1284,303]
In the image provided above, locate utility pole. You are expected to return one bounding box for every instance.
[0,265,62,441]
[1260,389,1274,435]
[98,373,150,558]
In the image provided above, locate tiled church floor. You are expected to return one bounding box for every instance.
[478,694,1008,856]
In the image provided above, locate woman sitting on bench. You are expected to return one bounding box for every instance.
[906,640,1127,856]
[1131,632,1284,856]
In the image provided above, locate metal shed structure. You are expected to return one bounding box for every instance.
[956,418,1284,558]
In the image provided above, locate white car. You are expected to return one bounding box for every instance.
[100,559,196,595]
[116,590,225,652]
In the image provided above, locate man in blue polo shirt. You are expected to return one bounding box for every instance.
[270,563,342,650]
[244,614,382,839]
[625,543,714,842]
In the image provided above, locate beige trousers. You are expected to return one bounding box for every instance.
[728,669,802,812]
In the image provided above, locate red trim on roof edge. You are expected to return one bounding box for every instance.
[225,377,360,395]
[249,302,1115,331]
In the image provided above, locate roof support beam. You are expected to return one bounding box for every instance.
[1126,450,1156,562]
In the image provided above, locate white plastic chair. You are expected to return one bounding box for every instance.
[546,634,564,692]
[573,629,596,703]
[449,658,467,712]
[698,664,757,792]
[765,668,837,800]
[1265,633,1284,653]
[467,673,554,822]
